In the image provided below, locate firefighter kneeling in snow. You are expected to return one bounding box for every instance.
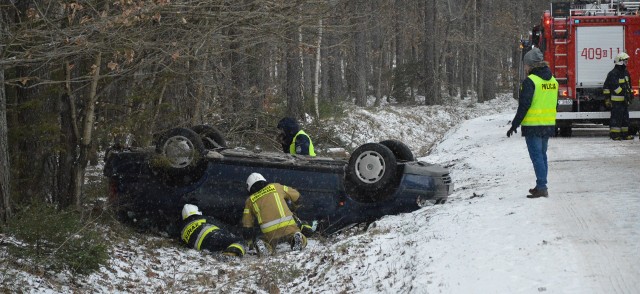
[180,204,246,258]
[603,52,634,140]
[242,173,307,255]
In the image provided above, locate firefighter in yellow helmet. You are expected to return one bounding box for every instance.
[242,173,307,255]
[180,204,246,258]
[603,52,634,140]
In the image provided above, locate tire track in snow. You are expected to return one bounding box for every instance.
[547,138,640,294]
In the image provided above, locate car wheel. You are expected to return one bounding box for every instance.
[347,143,397,192]
[379,139,414,161]
[155,127,206,168]
[153,128,208,186]
[191,125,227,149]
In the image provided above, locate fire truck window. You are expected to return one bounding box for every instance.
[538,27,546,52]
[531,25,541,49]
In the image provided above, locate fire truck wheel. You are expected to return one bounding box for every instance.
[558,127,572,137]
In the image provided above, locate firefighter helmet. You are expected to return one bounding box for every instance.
[246,172,266,191]
[181,204,202,220]
[615,52,630,65]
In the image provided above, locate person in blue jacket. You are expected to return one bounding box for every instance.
[276,117,316,156]
[507,47,558,198]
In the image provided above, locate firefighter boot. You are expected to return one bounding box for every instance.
[254,239,273,257]
[222,243,245,258]
[291,232,307,251]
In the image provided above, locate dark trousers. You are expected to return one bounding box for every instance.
[610,101,630,138]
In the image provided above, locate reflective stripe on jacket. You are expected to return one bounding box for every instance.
[242,183,300,234]
[604,65,633,102]
[181,218,220,250]
[522,74,558,126]
[289,130,316,156]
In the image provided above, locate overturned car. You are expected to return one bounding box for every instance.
[103,125,453,236]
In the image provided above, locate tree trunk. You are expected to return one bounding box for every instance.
[313,19,323,119]
[62,53,102,210]
[353,0,368,107]
[424,0,439,105]
[286,22,303,119]
[0,65,10,224]
[322,17,344,104]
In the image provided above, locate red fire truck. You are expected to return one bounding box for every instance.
[520,0,640,136]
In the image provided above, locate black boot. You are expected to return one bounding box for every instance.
[527,188,549,198]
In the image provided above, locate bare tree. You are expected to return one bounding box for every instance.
[424,0,439,105]
[352,0,368,107]
[0,9,9,221]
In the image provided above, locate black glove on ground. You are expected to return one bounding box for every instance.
[506,126,518,137]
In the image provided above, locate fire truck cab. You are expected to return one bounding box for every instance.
[520,0,640,137]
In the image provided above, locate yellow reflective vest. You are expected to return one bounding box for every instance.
[289,130,316,156]
[522,74,558,126]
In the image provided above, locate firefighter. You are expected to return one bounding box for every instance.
[242,172,307,255]
[180,204,246,258]
[277,117,316,157]
[506,47,558,198]
[603,52,634,140]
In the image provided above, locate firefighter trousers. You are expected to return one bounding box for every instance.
[610,101,630,139]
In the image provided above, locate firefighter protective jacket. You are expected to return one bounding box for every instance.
[181,215,244,255]
[242,183,301,242]
[603,64,633,103]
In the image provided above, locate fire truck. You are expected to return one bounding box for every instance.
[520,0,640,137]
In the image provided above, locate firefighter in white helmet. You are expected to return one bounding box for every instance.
[603,52,634,140]
[241,173,307,256]
[180,204,246,258]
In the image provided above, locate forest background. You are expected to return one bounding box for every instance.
[0,0,550,272]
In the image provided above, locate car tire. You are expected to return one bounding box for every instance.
[379,139,414,161]
[153,127,207,186]
[191,125,227,149]
[346,143,397,193]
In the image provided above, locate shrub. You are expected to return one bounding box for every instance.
[6,201,109,275]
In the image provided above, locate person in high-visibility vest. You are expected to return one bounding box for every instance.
[603,52,634,140]
[507,47,558,198]
[276,117,316,156]
[179,204,246,259]
[242,173,307,256]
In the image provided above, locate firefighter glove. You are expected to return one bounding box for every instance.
[605,98,612,108]
[506,126,517,138]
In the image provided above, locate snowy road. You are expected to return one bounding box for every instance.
[545,131,640,294]
[420,113,640,294]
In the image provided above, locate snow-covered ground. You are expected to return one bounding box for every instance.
[2,94,640,293]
